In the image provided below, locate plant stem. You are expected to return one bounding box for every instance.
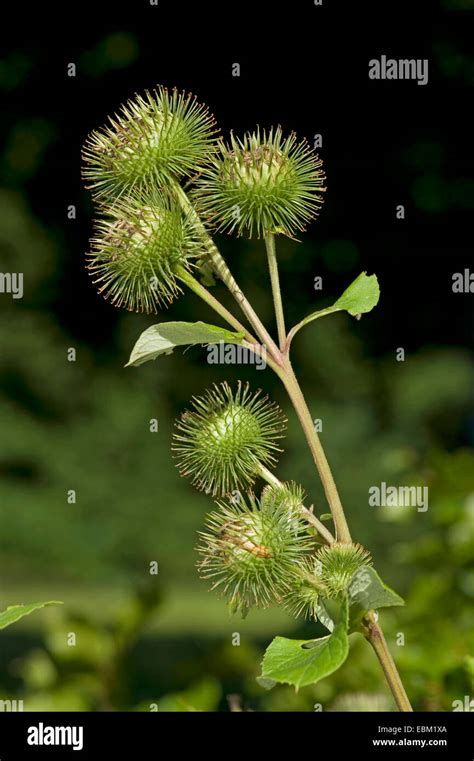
[280,357,352,544]
[362,612,413,712]
[264,233,286,350]
[177,266,252,338]
[209,245,280,360]
[257,463,282,489]
[176,267,281,375]
[300,507,335,545]
[176,187,412,710]
[279,349,412,709]
[174,184,282,364]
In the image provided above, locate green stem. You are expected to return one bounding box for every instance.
[280,360,413,710]
[300,507,335,545]
[286,307,343,351]
[279,347,412,708]
[174,185,281,364]
[258,464,335,544]
[280,357,352,544]
[264,233,286,350]
[176,187,411,711]
[257,463,282,489]
[177,266,252,338]
[362,613,413,712]
[176,267,280,375]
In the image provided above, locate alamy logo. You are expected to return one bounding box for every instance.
[207,342,267,370]
[452,696,474,712]
[452,269,474,293]
[0,699,24,711]
[0,272,23,299]
[369,482,428,512]
[27,723,84,751]
[369,55,429,86]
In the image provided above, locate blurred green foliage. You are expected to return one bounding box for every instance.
[1,24,473,709]
[0,184,472,711]
[79,32,139,77]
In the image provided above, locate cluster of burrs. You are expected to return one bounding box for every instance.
[172,380,371,616]
[83,85,370,617]
[82,85,326,313]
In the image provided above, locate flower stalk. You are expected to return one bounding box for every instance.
[362,612,413,712]
[175,265,281,374]
[280,357,352,543]
[173,183,282,365]
[176,190,410,709]
[264,233,287,351]
[175,183,410,711]
[83,85,413,712]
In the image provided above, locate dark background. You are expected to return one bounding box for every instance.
[0,0,473,712]
[7,0,474,352]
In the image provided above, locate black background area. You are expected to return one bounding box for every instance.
[3,0,473,352]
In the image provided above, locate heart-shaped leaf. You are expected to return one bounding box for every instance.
[259,600,349,689]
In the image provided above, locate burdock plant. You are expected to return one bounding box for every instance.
[83,85,412,711]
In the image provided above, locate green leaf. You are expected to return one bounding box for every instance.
[349,566,404,610]
[333,272,380,316]
[349,566,404,631]
[259,601,349,689]
[288,272,380,343]
[126,321,245,367]
[0,601,62,630]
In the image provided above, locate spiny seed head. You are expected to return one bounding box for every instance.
[282,556,329,621]
[82,85,219,200]
[261,481,306,514]
[197,491,314,613]
[192,127,326,238]
[173,381,287,496]
[316,542,372,597]
[87,189,204,313]
[260,482,309,538]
